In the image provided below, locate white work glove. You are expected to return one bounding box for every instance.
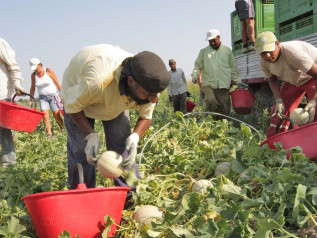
[192,75,198,84]
[272,98,285,118]
[85,132,101,166]
[13,81,26,96]
[123,133,139,169]
[237,81,248,88]
[304,99,316,123]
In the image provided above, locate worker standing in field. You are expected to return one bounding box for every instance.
[0,38,25,168]
[191,29,245,115]
[29,58,64,138]
[167,59,188,114]
[255,31,317,138]
[60,44,170,207]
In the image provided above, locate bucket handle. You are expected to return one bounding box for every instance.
[12,93,38,109]
[276,117,297,134]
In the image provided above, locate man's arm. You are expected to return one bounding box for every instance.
[133,117,151,139]
[70,111,94,136]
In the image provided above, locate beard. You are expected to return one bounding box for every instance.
[127,85,150,106]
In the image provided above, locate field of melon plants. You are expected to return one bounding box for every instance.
[1,86,317,238]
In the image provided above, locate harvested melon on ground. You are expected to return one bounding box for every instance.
[133,205,163,225]
[214,162,231,177]
[191,179,214,194]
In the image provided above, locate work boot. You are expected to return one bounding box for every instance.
[242,45,248,54]
[249,42,256,52]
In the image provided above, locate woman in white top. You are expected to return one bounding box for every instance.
[29,58,63,137]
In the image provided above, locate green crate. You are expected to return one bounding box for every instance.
[231,10,242,43]
[231,0,275,46]
[232,40,243,56]
[274,0,315,25]
[276,14,315,41]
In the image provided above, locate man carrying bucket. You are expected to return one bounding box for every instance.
[60,44,170,207]
[191,29,246,115]
[0,38,26,168]
[255,31,317,138]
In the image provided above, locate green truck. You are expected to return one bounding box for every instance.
[231,0,317,116]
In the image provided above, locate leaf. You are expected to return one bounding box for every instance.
[255,219,282,238]
[292,184,307,221]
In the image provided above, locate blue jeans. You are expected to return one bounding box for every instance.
[64,110,140,197]
[0,99,16,165]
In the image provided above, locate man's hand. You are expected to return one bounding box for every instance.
[192,75,198,84]
[304,99,316,123]
[272,98,285,118]
[13,84,26,96]
[124,133,139,169]
[85,132,101,166]
[237,81,248,89]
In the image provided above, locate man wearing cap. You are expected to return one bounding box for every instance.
[60,44,170,205]
[167,59,188,114]
[255,31,317,138]
[0,38,25,167]
[191,29,244,115]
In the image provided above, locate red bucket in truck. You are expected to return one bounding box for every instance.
[230,89,255,114]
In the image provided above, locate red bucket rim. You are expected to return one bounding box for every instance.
[22,186,130,200]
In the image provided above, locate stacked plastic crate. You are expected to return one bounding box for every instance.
[231,0,275,56]
[275,0,317,41]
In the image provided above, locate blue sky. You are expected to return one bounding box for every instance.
[1,1,236,94]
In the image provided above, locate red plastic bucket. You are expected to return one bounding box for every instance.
[260,122,317,160]
[0,101,44,132]
[230,89,255,114]
[186,100,196,112]
[22,184,130,238]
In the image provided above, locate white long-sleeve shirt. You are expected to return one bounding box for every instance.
[0,38,23,100]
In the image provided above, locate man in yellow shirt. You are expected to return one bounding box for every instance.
[61,44,170,203]
[192,29,244,115]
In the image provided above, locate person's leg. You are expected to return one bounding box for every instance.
[64,112,96,189]
[266,82,306,138]
[42,110,52,135]
[179,92,187,114]
[52,110,64,129]
[215,89,230,115]
[204,86,219,112]
[246,18,255,50]
[241,20,248,53]
[48,94,64,130]
[235,0,249,53]
[0,99,16,167]
[0,126,16,167]
[102,111,141,198]
[39,95,52,135]
[172,94,180,112]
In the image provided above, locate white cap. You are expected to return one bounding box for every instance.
[205,29,220,41]
[30,58,40,71]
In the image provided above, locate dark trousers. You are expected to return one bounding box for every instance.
[172,92,187,114]
[64,110,140,197]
